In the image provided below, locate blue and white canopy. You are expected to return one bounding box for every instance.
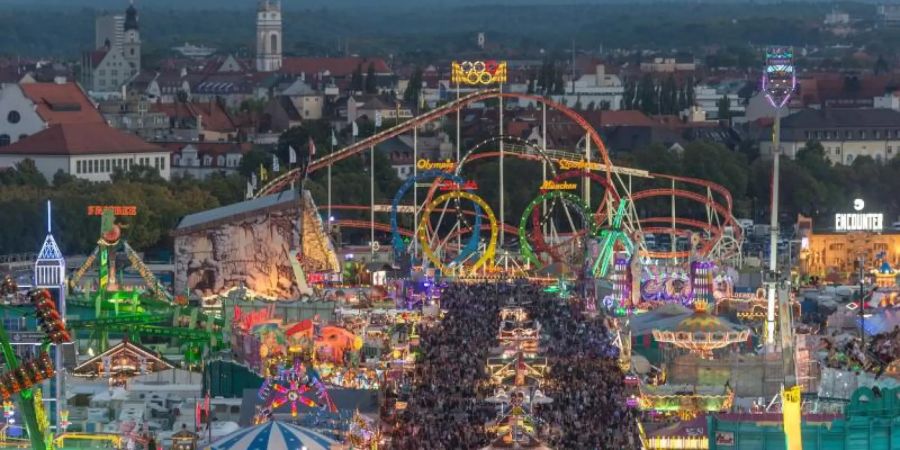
[207,421,338,450]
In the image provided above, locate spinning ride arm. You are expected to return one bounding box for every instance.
[69,247,99,289]
[123,242,172,302]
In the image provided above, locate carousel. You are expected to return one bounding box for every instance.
[651,300,750,359]
[483,387,553,449]
[638,384,735,420]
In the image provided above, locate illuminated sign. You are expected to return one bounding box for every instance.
[438,180,478,191]
[87,205,137,216]
[715,432,735,446]
[835,199,882,232]
[762,46,796,108]
[558,159,609,171]
[540,180,577,190]
[416,159,456,171]
[451,60,508,85]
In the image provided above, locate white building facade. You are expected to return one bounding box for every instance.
[256,0,283,72]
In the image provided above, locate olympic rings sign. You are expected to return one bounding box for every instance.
[451,60,508,85]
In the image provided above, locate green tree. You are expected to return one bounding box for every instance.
[365,62,378,94]
[238,149,271,178]
[403,67,423,109]
[0,159,48,187]
[717,95,731,121]
[350,64,364,92]
[637,74,657,115]
[552,68,565,95]
[874,55,890,75]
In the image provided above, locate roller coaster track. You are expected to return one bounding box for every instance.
[257,89,618,198]
[67,313,173,329]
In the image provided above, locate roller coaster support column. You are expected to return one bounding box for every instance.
[542,103,548,241]
[766,112,781,350]
[499,84,505,247]
[327,145,332,233]
[0,325,46,450]
[584,131,591,207]
[371,144,375,254]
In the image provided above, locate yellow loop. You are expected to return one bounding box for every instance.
[417,191,497,274]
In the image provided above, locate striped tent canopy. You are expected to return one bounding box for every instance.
[207,421,338,450]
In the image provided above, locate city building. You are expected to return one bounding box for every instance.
[256,0,282,72]
[640,56,696,73]
[694,82,746,121]
[280,57,394,94]
[760,108,900,164]
[159,141,250,179]
[877,4,900,27]
[346,95,413,124]
[95,13,124,50]
[97,96,170,140]
[82,2,142,96]
[0,81,104,146]
[150,100,239,142]
[0,122,171,182]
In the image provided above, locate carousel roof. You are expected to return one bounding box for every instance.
[72,339,174,377]
[207,421,337,450]
[652,301,746,335]
[673,310,743,334]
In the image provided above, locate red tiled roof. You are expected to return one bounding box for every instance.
[0,123,165,156]
[280,57,391,77]
[19,82,104,125]
[88,50,108,67]
[581,110,658,127]
[151,101,237,133]
[157,141,251,156]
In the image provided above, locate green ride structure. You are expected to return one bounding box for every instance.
[65,209,226,366]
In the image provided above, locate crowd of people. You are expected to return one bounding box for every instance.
[380,281,639,449]
[528,285,640,449]
[821,326,899,378]
[382,283,500,449]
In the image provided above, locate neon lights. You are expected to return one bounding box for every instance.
[437,180,478,191]
[451,60,508,85]
[416,159,456,171]
[594,200,634,277]
[539,180,577,190]
[557,159,620,172]
[417,191,497,273]
[390,170,481,261]
[517,191,596,268]
[762,46,796,108]
[835,213,883,232]
[86,205,137,216]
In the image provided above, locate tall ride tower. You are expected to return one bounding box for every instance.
[33,201,67,432]
[256,0,283,72]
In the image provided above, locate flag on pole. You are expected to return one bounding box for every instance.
[250,173,257,189]
[374,110,383,128]
[331,129,338,147]
[272,154,280,172]
[352,120,359,137]
[245,181,253,199]
[288,146,297,164]
[308,137,317,156]
[259,164,268,182]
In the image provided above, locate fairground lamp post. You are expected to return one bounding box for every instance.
[762,46,796,350]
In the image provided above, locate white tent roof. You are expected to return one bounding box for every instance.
[207,421,338,450]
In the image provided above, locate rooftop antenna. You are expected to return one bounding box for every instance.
[47,199,51,234]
